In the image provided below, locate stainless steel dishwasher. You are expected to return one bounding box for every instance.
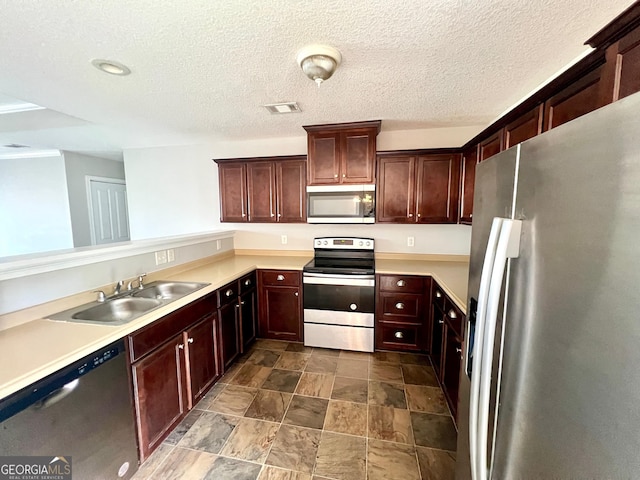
[0,339,139,479]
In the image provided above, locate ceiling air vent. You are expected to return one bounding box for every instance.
[263,102,301,114]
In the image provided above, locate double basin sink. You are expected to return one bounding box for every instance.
[48,281,210,326]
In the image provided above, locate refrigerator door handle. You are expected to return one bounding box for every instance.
[476,219,522,480]
[469,217,504,480]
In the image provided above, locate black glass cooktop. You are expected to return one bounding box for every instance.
[303,258,375,275]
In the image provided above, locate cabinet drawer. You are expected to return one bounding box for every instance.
[259,269,300,287]
[379,275,424,293]
[217,281,239,307]
[443,304,464,338]
[378,292,423,323]
[376,323,422,351]
[432,282,446,310]
[129,294,216,363]
[239,271,257,293]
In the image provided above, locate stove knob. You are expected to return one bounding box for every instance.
[366,241,371,246]
[316,240,321,246]
[323,240,328,245]
[350,303,357,311]
[358,241,363,246]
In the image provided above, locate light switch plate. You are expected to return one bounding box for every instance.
[281,235,288,245]
[167,249,175,262]
[407,236,415,247]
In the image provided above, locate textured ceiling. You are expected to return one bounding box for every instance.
[0,0,633,152]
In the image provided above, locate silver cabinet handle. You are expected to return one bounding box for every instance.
[394,331,404,339]
[235,304,240,308]
[178,344,184,350]
[470,213,473,218]
[244,279,251,286]
[240,301,245,305]
[187,338,194,344]
[350,303,357,311]
[342,174,346,178]
[435,291,442,298]
[270,213,275,217]
[278,213,281,217]
[396,280,406,287]
[456,347,462,353]
[438,319,444,324]
[408,213,414,217]
[334,174,338,178]
[277,274,285,281]
[395,302,405,310]
[417,213,421,218]
[242,213,246,217]
[225,289,234,297]
[448,309,458,319]
[294,291,299,296]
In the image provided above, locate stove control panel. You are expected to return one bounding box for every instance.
[313,237,374,250]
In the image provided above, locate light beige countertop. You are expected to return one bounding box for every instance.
[0,252,468,400]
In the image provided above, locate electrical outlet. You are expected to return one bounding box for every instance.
[216,240,221,250]
[155,250,167,265]
[281,235,288,245]
[407,236,415,247]
[167,249,175,262]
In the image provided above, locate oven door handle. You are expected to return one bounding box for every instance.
[303,273,375,287]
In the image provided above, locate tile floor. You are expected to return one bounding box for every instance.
[132,339,457,480]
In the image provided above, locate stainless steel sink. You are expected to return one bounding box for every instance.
[48,280,210,326]
[71,297,163,323]
[132,281,209,300]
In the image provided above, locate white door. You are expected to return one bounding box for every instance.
[89,179,130,245]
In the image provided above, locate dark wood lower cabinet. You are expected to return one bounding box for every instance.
[218,301,240,369]
[431,303,445,375]
[184,315,221,408]
[442,324,462,421]
[131,336,187,461]
[240,288,257,350]
[258,270,302,341]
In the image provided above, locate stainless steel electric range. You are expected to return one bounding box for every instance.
[303,237,375,352]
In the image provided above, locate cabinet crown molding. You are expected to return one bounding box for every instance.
[585,2,640,49]
[303,120,381,134]
[213,154,306,165]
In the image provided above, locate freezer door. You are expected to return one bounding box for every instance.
[456,148,518,480]
[492,92,640,478]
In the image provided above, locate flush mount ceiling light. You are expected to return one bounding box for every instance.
[296,45,342,87]
[91,59,131,76]
[263,102,301,114]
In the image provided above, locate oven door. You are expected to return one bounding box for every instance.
[303,273,374,327]
[306,185,375,224]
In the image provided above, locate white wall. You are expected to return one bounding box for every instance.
[63,151,126,247]
[124,144,221,240]
[0,154,73,257]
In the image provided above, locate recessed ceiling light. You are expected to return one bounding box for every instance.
[263,102,301,114]
[0,102,45,115]
[91,59,131,76]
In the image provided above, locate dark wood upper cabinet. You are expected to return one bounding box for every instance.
[217,163,247,222]
[377,151,460,224]
[304,121,381,185]
[276,159,306,223]
[246,161,276,222]
[215,156,306,223]
[543,64,605,131]
[415,154,460,224]
[459,145,478,225]
[479,130,504,162]
[504,105,543,149]
[376,156,414,223]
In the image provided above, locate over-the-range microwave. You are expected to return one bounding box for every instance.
[306,184,375,224]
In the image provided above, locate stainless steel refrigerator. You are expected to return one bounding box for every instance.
[456,91,640,479]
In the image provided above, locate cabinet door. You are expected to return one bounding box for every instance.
[184,315,220,408]
[340,130,376,183]
[442,324,462,420]
[479,130,504,162]
[431,304,445,379]
[276,160,306,223]
[376,156,414,223]
[600,25,640,103]
[246,161,276,222]
[218,302,240,370]
[131,336,187,461]
[240,289,257,351]
[459,146,477,225]
[415,154,460,224]
[218,162,247,222]
[543,65,605,131]
[308,133,340,185]
[259,285,302,341]
[504,105,543,149]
